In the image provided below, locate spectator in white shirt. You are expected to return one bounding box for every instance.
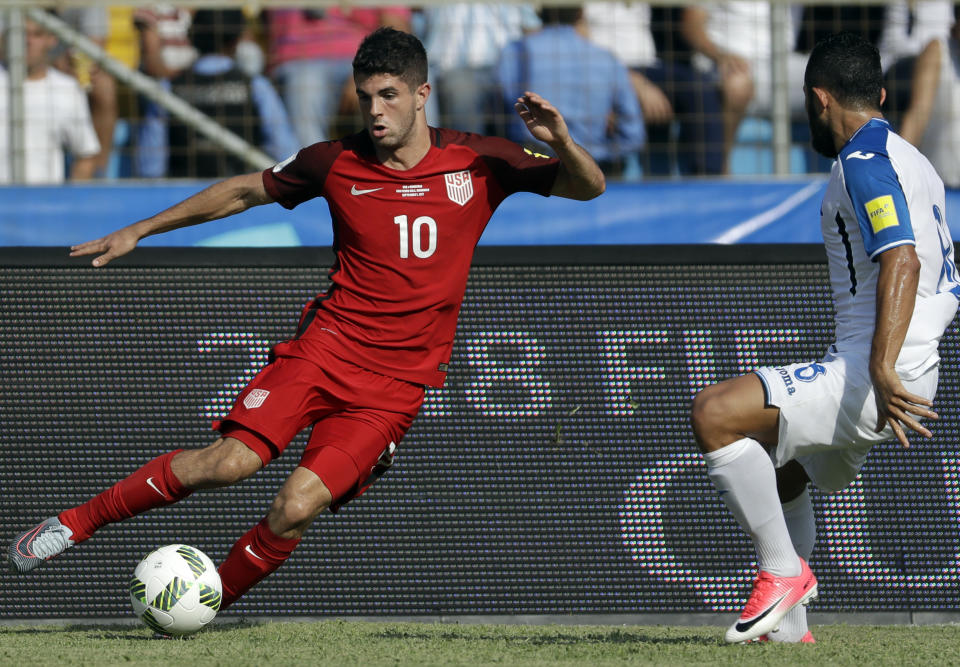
[898,6,960,188]
[420,4,541,134]
[681,2,808,163]
[878,0,953,72]
[879,1,953,122]
[57,7,117,177]
[0,17,100,184]
[585,2,726,175]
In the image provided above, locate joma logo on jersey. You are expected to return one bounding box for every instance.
[775,367,796,395]
[865,195,899,233]
[444,171,474,206]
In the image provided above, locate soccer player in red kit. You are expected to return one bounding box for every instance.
[8,28,605,607]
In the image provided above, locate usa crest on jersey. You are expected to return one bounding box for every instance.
[444,170,473,206]
[243,389,270,409]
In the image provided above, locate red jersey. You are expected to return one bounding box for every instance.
[262,128,560,387]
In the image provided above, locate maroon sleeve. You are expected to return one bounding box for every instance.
[457,132,560,197]
[261,140,344,210]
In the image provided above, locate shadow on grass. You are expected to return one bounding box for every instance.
[0,622,243,641]
[376,628,720,647]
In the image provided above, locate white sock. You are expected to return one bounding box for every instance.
[704,438,801,577]
[769,488,816,642]
[781,488,816,561]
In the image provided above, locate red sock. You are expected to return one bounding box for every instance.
[59,450,192,543]
[218,517,301,608]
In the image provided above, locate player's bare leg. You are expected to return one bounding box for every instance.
[8,438,263,573]
[691,374,817,643]
[170,437,264,490]
[218,466,334,607]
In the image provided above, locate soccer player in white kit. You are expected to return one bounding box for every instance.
[690,32,960,644]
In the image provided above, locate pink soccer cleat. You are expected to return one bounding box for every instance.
[724,558,818,644]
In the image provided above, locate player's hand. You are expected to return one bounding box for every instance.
[70,226,141,267]
[872,366,938,448]
[514,92,571,148]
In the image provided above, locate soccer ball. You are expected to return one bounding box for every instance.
[129,544,222,636]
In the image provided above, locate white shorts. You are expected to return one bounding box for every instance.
[754,350,939,493]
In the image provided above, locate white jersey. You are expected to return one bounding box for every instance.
[0,67,100,184]
[584,2,657,69]
[821,118,959,380]
[421,4,541,72]
[917,37,960,188]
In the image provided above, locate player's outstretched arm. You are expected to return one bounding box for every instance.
[870,244,938,447]
[70,172,274,267]
[513,92,605,201]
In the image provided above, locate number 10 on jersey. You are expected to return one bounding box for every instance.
[394,215,437,259]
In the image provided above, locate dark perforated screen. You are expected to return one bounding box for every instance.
[2,246,958,618]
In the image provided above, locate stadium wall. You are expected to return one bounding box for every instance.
[3,246,960,620]
[4,181,960,247]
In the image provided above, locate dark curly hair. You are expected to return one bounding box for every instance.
[352,27,428,90]
[804,31,883,111]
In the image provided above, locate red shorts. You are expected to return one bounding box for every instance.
[216,348,423,510]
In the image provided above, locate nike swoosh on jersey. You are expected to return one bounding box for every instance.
[734,594,787,633]
[351,185,383,195]
[245,544,266,561]
[145,476,168,500]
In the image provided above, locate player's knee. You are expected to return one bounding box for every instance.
[690,385,727,449]
[268,491,331,535]
[211,455,260,486]
[199,438,262,486]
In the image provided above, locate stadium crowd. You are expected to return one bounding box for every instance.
[2,2,958,185]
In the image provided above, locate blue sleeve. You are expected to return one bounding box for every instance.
[496,40,523,101]
[841,149,914,259]
[134,83,170,178]
[610,57,645,153]
[251,75,300,161]
[516,5,542,31]
[495,40,527,144]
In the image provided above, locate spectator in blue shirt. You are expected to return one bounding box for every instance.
[496,5,644,173]
[140,9,298,178]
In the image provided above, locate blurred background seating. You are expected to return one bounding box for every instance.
[0,1,956,187]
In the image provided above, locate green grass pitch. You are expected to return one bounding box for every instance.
[3,620,960,666]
